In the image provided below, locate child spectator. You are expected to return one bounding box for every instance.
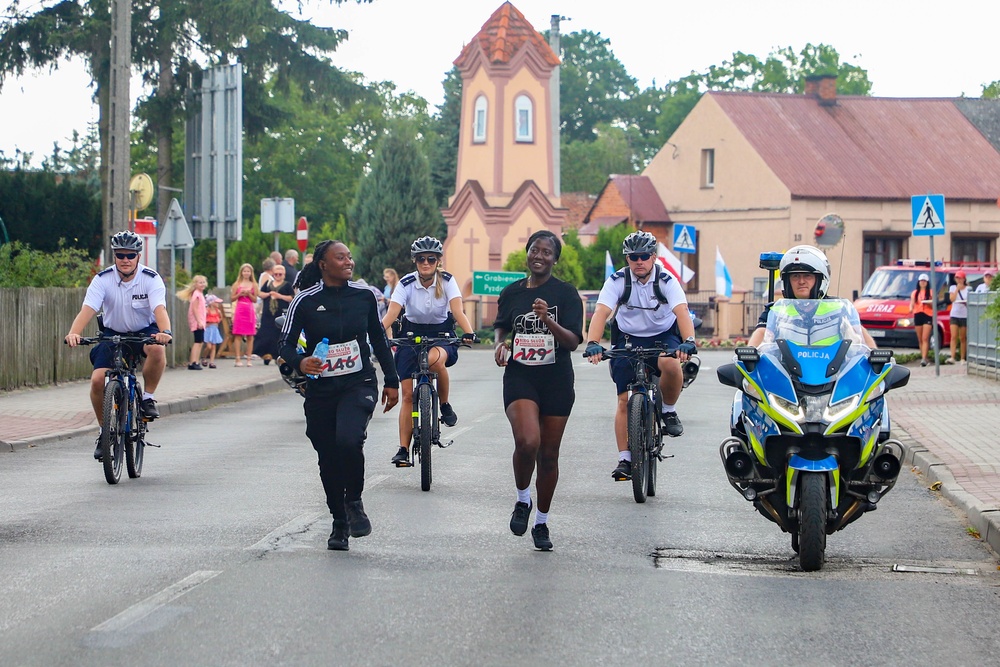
[202,295,224,368]
[177,275,208,370]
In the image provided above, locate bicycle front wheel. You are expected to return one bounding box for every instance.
[418,383,433,491]
[101,379,125,484]
[126,393,145,479]
[627,393,648,503]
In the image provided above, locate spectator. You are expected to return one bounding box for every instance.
[947,270,969,363]
[256,264,294,365]
[975,270,995,294]
[177,275,208,370]
[304,253,313,266]
[382,268,399,299]
[909,273,933,366]
[230,263,259,366]
[202,295,224,368]
[283,249,300,286]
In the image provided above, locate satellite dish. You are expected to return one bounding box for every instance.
[814,213,844,248]
[129,173,154,211]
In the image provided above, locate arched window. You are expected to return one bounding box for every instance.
[473,95,488,143]
[515,94,533,143]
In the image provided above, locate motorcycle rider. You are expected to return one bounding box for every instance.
[747,245,878,349]
[584,230,696,481]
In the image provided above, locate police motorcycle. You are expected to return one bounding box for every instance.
[716,252,909,571]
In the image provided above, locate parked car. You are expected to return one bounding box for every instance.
[854,260,997,348]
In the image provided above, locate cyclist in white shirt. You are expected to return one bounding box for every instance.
[65,231,173,458]
[584,231,697,481]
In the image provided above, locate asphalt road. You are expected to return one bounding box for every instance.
[2,349,999,666]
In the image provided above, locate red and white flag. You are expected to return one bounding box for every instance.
[656,242,695,284]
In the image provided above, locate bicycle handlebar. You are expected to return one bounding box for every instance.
[67,334,167,346]
[389,335,471,349]
[598,346,678,361]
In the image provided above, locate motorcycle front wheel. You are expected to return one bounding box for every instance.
[798,472,828,571]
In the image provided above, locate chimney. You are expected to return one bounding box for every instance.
[817,74,838,106]
[804,75,821,98]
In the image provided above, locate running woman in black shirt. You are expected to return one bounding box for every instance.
[280,240,400,551]
[493,231,583,551]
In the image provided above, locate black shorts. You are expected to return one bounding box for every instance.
[193,328,205,343]
[914,313,932,326]
[610,330,681,395]
[89,324,159,369]
[951,317,967,328]
[502,364,575,417]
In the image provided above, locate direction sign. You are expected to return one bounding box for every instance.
[912,195,945,237]
[472,270,525,296]
[673,224,697,254]
[296,217,309,252]
[157,198,195,250]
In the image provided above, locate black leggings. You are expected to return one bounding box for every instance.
[303,383,378,520]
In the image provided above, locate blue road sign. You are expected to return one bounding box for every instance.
[673,224,697,254]
[912,195,945,237]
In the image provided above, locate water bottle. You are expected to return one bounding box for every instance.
[308,337,329,379]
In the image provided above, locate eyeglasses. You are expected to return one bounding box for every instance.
[627,253,652,262]
[115,252,138,260]
[415,255,439,264]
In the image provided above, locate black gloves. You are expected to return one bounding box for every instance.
[584,341,606,358]
[461,332,478,344]
[677,338,697,356]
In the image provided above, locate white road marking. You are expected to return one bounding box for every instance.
[91,570,221,633]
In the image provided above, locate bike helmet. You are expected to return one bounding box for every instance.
[622,230,657,255]
[410,236,443,257]
[779,245,830,299]
[110,230,143,251]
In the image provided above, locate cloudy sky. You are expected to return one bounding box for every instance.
[0,0,995,161]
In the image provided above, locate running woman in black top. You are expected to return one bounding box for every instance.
[279,240,400,551]
[493,231,583,551]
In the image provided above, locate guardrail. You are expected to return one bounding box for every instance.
[967,291,999,380]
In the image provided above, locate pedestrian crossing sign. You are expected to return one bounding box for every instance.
[911,194,945,237]
[673,224,697,254]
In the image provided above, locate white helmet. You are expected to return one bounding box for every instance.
[779,245,830,298]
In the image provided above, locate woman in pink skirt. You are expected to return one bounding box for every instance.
[230,263,259,366]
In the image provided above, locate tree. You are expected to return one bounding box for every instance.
[427,67,462,207]
[983,81,1000,99]
[561,124,637,194]
[0,168,102,254]
[564,223,633,290]
[350,121,444,282]
[502,243,584,288]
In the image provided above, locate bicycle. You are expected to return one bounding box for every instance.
[71,334,164,484]
[599,344,678,503]
[388,334,470,491]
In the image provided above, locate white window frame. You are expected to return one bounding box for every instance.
[701,148,715,188]
[473,95,488,144]
[515,94,533,143]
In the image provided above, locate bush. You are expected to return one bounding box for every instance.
[0,241,96,287]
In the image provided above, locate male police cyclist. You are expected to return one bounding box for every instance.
[584,231,697,481]
[65,231,173,459]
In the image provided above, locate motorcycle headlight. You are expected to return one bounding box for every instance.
[824,395,860,422]
[742,377,762,401]
[866,380,886,401]
[803,395,827,423]
[768,392,804,423]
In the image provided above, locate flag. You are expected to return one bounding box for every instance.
[604,250,615,279]
[656,242,695,284]
[715,246,733,298]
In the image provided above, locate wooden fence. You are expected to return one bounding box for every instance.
[0,288,205,392]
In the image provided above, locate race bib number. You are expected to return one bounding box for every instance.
[320,340,363,377]
[512,333,555,366]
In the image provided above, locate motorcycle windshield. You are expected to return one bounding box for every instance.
[761,299,866,348]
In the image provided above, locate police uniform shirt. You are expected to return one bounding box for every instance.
[83,264,167,332]
[390,271,461,324]
[596,268,687,337]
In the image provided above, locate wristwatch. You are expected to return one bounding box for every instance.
[161,329,173,336]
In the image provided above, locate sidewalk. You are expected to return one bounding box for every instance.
[888,362,1000,555]
[0,360,286,451]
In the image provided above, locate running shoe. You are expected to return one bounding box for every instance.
[440,402,458,427]
[93,434,103,461]
[509,500,532,536]
[612,459,632,481]
[920,359,928,367]
[345,499,372,538]
[531,523,553,551]
[662,411,684,437]
[391,447,410,466]
[327,520,349,551]
[140,398,159,419]
[187,362,203,370]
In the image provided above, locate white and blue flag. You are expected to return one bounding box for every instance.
[715,246,733,299]
[605,250,615,279]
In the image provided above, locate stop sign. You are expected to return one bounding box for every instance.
[296,217,308,253]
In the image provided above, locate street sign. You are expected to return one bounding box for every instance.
[261,198,295,233]
[912,195,945,236]
[472,270,525,296]
[296,217,309,253]
[673,224,696,254]
[157,198,195,249]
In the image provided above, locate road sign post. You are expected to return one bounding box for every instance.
[472,270,525,297]
[296,217,309,256]
[912,194,946,375]
[673,224,697,255]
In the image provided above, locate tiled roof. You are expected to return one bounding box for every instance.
[710,91,1000,201]
[610,175,671,222]
[560,192,597,230]
[455,2,560,69]
[578,216,626,236]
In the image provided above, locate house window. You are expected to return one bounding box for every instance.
[951,235,995,264]
[701,149,715,188]
[862,234,907,286]
[473,95,488,144]
[515,94,533,142]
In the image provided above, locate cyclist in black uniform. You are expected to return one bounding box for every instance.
[279,240,400,551]
[494,231,583,551]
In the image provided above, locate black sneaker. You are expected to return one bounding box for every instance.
[662,411,683,437]
[612,459,632,481]
[531,523,553,551]
[187,362,203,370]
[140,398,159,420]
[440,402,458,427]
[391,446,410,467]
[327,521,349,551]
[93,434,103,461]
[509,500,532,536]
[346,499,372,538]
[920,359,928,367]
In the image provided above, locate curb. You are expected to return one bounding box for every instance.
[896,426,1000,557]
[3,377,288,452]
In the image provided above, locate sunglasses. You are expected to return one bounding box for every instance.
[415,255,439,264]
[115,252,138,260]
[627,253,652,262]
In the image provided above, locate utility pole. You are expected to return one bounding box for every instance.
[106,0,132,257]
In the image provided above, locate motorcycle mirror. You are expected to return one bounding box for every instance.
[716,363,743,388]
